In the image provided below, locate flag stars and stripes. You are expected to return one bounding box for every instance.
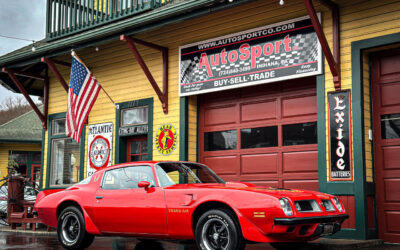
[66,54,101,143]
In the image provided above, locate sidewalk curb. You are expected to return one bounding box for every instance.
[0,226,56,235]
[308,238,384,249]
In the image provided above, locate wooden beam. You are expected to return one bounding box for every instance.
[0,68,46,81]
[121,34,169,114]
[2,68,46,127]
[43,77,49,130]
[41,57,69,92]
[304,0,341,90]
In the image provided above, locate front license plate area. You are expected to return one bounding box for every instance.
[322,223,334,235]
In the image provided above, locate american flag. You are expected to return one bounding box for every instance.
[66,54,100,143]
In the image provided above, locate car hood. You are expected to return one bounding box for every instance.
[163,182,332,200]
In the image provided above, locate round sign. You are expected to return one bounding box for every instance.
[89,135,111,170]
[155,123,177,155]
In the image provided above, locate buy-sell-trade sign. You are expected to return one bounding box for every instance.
[328,90,353,181]
[179,14,322,96]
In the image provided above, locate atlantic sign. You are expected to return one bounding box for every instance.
[179,15,322,96]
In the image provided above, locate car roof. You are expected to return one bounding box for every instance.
[97,161,195,172]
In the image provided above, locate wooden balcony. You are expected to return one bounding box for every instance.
[46,0,173,40]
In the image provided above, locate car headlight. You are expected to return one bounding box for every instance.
[333,197,343,212]
[280,198,293,216]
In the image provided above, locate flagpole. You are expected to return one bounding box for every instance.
[71,50,116,106]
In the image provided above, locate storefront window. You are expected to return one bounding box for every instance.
[204,130,237,151]
[121,106,148,126]
[381,113,400,139]
[241,126,278,149]
[10,152,28,177]
[52,119,66,135]
[283,122,317,146]
[50,138,81,186]
[49,118,82,187]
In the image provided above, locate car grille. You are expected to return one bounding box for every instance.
[321,199,336,211]
[294,200,321,213]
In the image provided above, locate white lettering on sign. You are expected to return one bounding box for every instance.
[334,95,346,171]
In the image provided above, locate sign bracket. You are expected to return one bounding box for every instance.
[1,68,49,130]
[304,0,341,90]
[120,35,168,114]
[41,57,70,93]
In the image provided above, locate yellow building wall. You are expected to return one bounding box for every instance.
[0,143,41,181]
[41,0,400,187]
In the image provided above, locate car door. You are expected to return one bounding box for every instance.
[93,165,167,235]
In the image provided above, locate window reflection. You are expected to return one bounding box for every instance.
[204,130,237,151]
[121,106,148,126]
[241,126,278,148]
[283,122,317,146]
[381,113,400,139]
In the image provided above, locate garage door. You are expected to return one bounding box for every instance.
[199,78,318,191]
[372,50,400,243]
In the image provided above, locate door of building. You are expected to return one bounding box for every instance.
[127,136,148,162]
[372,50,400,243]
[199,78,318,190]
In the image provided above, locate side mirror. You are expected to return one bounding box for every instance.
[138,181,150,189]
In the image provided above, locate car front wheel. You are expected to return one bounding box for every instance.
[57,206,94,250]
[195,209,245,250]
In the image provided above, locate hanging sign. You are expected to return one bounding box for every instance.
[179,14,322,96]
[328,90,353,181]
[119,125,148,136]
[155,123,177,155]
[87,122,113,177]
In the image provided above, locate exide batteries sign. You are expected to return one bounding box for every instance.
[179,15,322,96]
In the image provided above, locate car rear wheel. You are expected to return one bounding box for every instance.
[195,209,245,250]
[57,206,94,250]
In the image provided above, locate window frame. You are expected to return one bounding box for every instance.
[120,106,149,127]
[45,113,86,189]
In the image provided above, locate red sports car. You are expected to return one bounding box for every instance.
[34,161,348,250]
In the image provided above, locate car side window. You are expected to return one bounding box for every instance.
[102,166,156,190]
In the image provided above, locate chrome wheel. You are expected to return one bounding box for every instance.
[201,218,230,250]
[61,213,81,244]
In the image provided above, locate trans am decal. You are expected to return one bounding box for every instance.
[179,15,322,96]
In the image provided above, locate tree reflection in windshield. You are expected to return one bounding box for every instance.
[155,162,225,187]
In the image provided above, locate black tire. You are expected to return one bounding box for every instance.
[57,206,95,250]
[195,209,245,250]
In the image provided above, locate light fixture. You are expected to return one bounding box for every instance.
[31,41,36,52]
[279,0,284,5]
[229,0,233,2]
[95,46,99,52]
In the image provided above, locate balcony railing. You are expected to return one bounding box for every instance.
[46,0,173,40]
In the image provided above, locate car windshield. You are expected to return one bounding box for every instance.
[155,162,225,187]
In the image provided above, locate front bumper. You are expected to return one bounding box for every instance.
[274,214,349,225]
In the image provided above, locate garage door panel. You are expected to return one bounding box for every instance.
[240,153,278,175]
[203,156,238,175]
[282,94,316,118]
[282,151,318,173]
[384,179,400,202]
[283,180,319,191]
[380,84,400,107]
[204,105,236,126]
[240,100,277,122]
[383,146,400,170]
[243,180,279,187]
[385,212,400,233]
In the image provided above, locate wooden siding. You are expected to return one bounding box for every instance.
[41,0,400,187]
[0,143,41,180]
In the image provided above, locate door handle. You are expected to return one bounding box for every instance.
[96,196,103,199]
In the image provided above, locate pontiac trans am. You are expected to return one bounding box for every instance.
[34,161,348,250]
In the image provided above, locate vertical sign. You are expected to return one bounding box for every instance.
[328,90,353,181]
[87,122,113,177]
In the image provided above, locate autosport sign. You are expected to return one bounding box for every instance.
[179,15,322,96]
